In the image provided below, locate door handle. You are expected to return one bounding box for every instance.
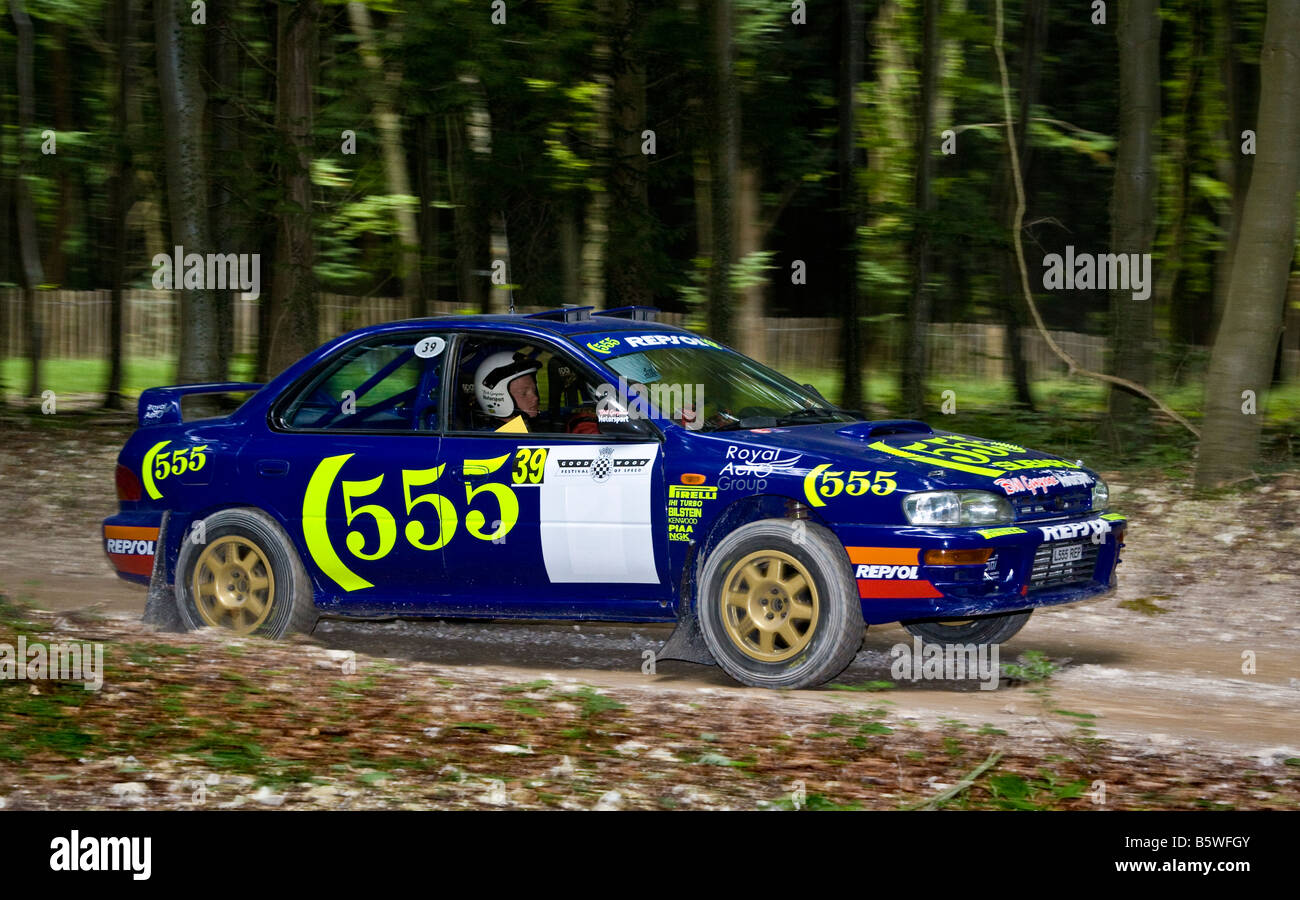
[257,459,290,477]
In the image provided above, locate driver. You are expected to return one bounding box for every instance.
[473,351,600,434]
[474,351,541,431]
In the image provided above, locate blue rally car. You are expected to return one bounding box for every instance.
[104,306,1126,689]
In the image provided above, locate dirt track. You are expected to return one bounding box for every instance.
[2,415,1299,764]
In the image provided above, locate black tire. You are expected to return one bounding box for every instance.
[696,519,863,689]
[902,610,1032,646]
[174,507,318,638]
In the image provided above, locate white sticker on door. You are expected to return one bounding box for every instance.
[538,443,660,583]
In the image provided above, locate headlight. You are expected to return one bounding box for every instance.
[903,491,1014,526]
[1091,477,1109,511]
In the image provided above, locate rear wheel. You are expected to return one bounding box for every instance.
[175,508,317,638]
[697,519,862,689]
[902,610,1032,646]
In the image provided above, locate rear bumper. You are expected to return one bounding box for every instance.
[102,512,163,586]
[835,513,1127,625]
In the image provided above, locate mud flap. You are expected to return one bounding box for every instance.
[655,605,716,666]
[141,512,184,632]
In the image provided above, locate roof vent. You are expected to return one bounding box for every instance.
[525,305,594,323]
[595,305,659,322]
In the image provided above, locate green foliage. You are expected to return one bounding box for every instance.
[1000,649,1059,684]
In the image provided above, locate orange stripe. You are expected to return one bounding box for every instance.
[846,546,920,566]
[857,579,944,599]
[104,525,160,541]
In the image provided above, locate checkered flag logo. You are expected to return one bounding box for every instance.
[591,447,614,482]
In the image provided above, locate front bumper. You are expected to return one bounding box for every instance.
[837,513,1127,625]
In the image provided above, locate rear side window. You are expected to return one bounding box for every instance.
[279,334,445,431]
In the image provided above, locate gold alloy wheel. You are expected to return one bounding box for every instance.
[720,550,819,662]
[935,619,975,626]
[192,535,276,634]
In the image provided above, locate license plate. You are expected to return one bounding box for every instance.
[1052,544,1083,564]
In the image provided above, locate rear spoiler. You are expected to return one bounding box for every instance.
[138,382,264,427]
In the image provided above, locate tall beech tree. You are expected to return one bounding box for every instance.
[155,0,222,386]
[12,0,44,401]
[1107,0,1161,437]
[264,0,320,377]
[1196,0,1300,488]
[837,0,866,412]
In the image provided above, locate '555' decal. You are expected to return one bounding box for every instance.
[141,440,209,499]
[303,453,519,592]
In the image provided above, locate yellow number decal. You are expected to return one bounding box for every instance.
[806,465,898,503]
[170,448,190,476]
[512,447,547,484]
[845,470,870,496]
[803,463,830,507]
[189,444,209,471]
[402,465,458,551]
[142,440,172,499]
[466,481,520,542]
[871,471,898,495]
[303,454,372,592]
[342,474,397,560]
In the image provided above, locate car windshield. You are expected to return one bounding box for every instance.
[602,345,858,432]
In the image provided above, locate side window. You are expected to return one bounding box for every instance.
[452,336,604,435]
[280,334,445,431]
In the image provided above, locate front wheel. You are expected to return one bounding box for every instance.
[696,519,863,689]
[902,609,1032,646]
[174,507,318,638]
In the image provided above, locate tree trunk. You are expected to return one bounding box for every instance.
[702,0,737,344]
[446,109,488,312]
[1162,0,1209,361]
[207,0,240,380]
[414,113,440,316]
[607,0,652,309]
[47,24,74,288]
[994,0,1046,411]
[1195,0,1300,488]
[11,0,44,401]
[347,2,421,315]
[1106,0,1161,437]
[1209,0,1258,345]
[105,0,136,410]
[837,0,865,412]
[265,0,320,377]
[559,194,582,305]
[902,0,939,419]
[156,0,222,386]
[734,164,765,362]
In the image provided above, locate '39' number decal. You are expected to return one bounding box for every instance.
[142,440,210,499]
[303,453,520,592]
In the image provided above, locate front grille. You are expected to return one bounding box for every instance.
[1029,540,1098,589]
[1013,487,1091,522]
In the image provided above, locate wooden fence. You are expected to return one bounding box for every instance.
[1,288,1116,380]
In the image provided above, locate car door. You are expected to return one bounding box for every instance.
[241,329,451,614]
[437,330,671,617]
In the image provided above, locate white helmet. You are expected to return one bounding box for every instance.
[474,351,540,418]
